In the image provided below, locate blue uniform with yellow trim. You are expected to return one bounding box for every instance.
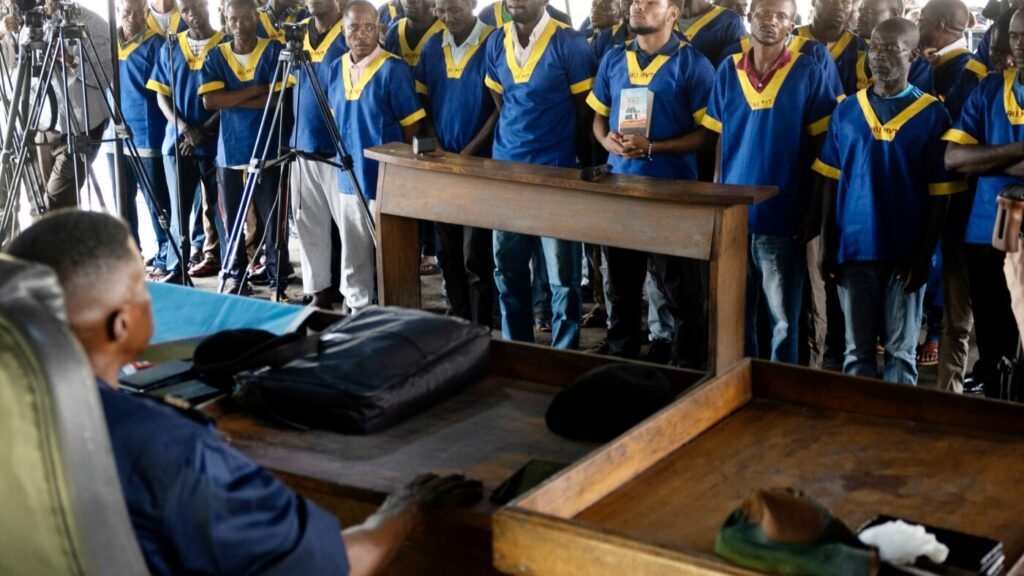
[591,23,632,62]
[378,0,404,28]
[854,50,934,93]
[813,86,965,264]
[384,18,447,67]
[147,30,228,157]
[146,8,188,36]
[485,19,596,167]
[478,1,573,27]
[414,23,496,155]
[721,35,844,97]
[932,48,987,119]
[793,25,867,96]
[290,18,348,154]
[98,382,350,576]
[942,70,1024,245]
[587,39,714,179]
[702,52,839,236]
[256,4,310,43]
[677,5,745,67]
[119,30,168,151]
[327,49,426,199]
[198,38,293,167]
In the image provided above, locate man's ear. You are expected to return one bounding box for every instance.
[108,307,129,345]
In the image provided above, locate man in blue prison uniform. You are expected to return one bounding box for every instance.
[110,0,174,283]
[256,0,309,41]
[199,0,294,295]
[701,0,838,364]
[941,8,1024,397]
[148,0,228,283]
[720,35,844,96]
[588,0,715,367]
[379,0,404,28]
[583,0,623,42]
[793,0,867,95]
[591,17,634,61]
[289,0,349,310]
[814,18,963,385]
[919,0,987,120]
[328,0,427,310]
[385,0,446,67]
[485,0,597,350]
[415,0,499,327]
[675,0,745,67]
[5,210,483,576]
[479,0,573,27]
[853,0,934,93]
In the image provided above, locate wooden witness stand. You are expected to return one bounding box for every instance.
[365,143,776,374]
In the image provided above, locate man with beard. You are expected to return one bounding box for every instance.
[484,0,596,350]
[588,0,715,367]
[940,8,1024,396]
[702,0,839,364]
[815,17,962,385]
[795,0,868,95]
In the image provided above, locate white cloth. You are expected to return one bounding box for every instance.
[149,4,173,32]
[291,157,375,307]
[231,49,252,68]
[935,36,968,57]
[187,36,211,55]
[443,19,487,64]
[512,10,550,67]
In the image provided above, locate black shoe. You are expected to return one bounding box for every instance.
[963,373,986,395]
[643,339,672,364]
[158,270,184,284]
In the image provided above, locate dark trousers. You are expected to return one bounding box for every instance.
[167,154,224,273]
[106,153,172,270]
[965,243,1020,396]
[216,167,287,284]
[437,223,495,327]
[603,246,709,369]
[44,122,107,210]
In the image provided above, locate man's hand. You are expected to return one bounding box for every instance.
[602,130,632,157]
[619,133,651,159]
[378,473,483,519]
[898,257,931,295]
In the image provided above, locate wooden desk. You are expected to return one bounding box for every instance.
[494,360,1024,575]
[365,144,775,375]
[208,340,704,575]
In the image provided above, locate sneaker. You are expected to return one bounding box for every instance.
[248,265,270,286]
[643,339,672,364]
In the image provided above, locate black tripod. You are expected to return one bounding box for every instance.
[217,24,376,300]
[0,3,188,285]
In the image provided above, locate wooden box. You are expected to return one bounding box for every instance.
[494,359,1024,575]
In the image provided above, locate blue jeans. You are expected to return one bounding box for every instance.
[106,153,171,270]
[494,232,582,349]
[838,262,926,385]
[746,234,806,364]
[165,154,224,273]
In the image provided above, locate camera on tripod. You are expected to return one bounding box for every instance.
[281,22,305,45]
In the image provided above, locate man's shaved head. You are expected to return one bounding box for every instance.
[921,0,969,33]
[875,15,919,48]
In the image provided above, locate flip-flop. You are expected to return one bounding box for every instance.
[917,340,939,366]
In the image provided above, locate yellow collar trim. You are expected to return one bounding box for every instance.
[443,26,494,79]
[304,18,344,62]
[118,28,159,59]
[179,31,226,70]
[856,88,935,141]
[502,18,562,84]
[219,38,273,82]
[260,9,299,42]
[398,18,446,67]
[856,50,870,90]
[732,51,800,110]
[146,9,181,35]
[493,2,506,25]
[624,44,677,86]
[741,35,807,55]
[934,47,970,67]
[682,5,724,40]
[796,25,853,60]
[343,49,392,100]
[389,1,398,18]
[1003,70,1024,125]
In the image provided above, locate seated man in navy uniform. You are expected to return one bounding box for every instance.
[4,209,482,576]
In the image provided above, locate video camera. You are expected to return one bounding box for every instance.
[281,21,305,44]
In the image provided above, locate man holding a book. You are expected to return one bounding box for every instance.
[587,0,716,368]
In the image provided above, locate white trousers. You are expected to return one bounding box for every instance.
[291,157,375,309]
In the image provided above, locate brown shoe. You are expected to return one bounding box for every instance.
[189,257,220,278]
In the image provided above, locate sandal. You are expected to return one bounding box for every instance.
[917,340,939,366]
[419,255,440,275]
[188,258,220,278]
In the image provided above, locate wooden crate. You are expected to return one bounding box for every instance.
[494,360,1024,575]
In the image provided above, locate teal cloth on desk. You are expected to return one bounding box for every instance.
[147,283,311,344]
